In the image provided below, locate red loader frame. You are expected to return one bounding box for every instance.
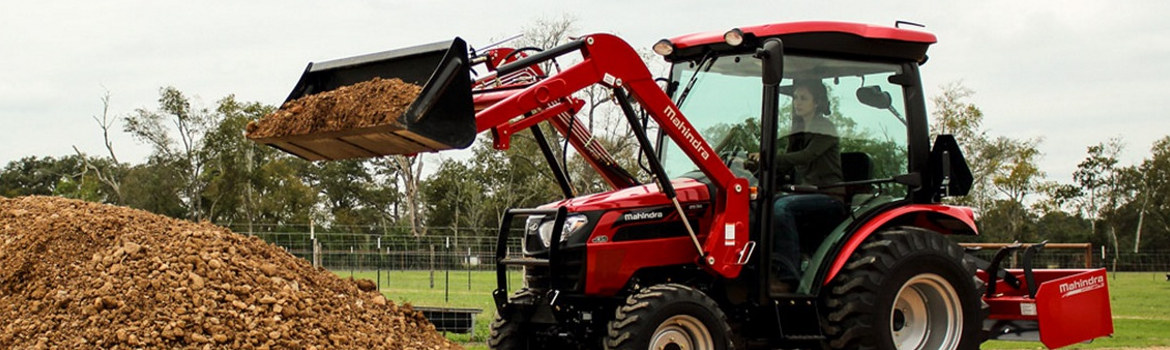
[470,34,753,279]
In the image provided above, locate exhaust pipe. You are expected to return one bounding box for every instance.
[249,38,476,161]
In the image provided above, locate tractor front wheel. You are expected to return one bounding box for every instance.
[488,289,539,350]
[821,227,983,350]
[605,283,733,350]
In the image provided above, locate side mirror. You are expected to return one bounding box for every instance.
[756,38,784,86]
[929,134,973,198]
[856,86,892,110]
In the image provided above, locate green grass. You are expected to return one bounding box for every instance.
[333,270,1170,349]
[332,268,522,350]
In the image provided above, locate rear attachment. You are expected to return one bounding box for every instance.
[980,242,1114,349]
[248,38,476,160]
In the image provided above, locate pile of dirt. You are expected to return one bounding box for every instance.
[245,77,422,139]
[0,196,460,350]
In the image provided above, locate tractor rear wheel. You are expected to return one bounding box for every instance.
[821,227,983,350]
[604,283,733,350]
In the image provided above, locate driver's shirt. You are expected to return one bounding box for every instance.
[776,115,843,191]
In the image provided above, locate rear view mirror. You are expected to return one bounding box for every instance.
[929,134,973,198]
[856,86,892,110]
[757,38,784,85]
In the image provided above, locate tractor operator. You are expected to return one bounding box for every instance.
[750,79,847,294]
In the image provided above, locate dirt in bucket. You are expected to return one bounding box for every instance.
[246,77,422,139]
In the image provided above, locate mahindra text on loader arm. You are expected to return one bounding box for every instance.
[249,21,1113,350]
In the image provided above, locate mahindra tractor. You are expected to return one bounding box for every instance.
[252,21,1114,349]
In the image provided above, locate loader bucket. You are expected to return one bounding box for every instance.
[251,38,476,161]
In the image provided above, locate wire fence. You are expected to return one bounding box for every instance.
[961,243,1170,272]
[223,227,521,272]
[226,225,1170,273]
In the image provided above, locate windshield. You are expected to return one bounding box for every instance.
[661,54,910,197]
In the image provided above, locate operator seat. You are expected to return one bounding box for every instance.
[792,153,870,256]
[793,152,871,255]
[840,152,873,205]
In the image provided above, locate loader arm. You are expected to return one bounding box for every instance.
[468,48,641,190]
[474,34,752,277]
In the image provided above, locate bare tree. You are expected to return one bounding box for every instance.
[1071,138,1127,269]
[387,155,426,236]
[73,92,124,203]
[124,87,213,221]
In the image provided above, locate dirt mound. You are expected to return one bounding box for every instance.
[246,77,422,139]
[0,196,460,350]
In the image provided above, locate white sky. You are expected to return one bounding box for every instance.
[2,0,1168,185]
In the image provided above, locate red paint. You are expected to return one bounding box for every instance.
[980,268,1113,348]
[586,237,699,295]
[823,204,977,285]
[546,178,710,212]
[473,34,752,281]
[669,21,936,49]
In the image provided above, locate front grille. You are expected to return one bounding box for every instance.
[524,245,587,292]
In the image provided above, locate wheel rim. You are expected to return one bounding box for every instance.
[650,315,714,350]
[890,273,963,349]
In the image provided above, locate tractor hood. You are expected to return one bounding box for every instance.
[542,178,712,213]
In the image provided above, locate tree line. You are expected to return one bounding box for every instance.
[931,83,1170,256]
[2,20,1168,257]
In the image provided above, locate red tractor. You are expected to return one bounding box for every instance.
[255,21,1113,349]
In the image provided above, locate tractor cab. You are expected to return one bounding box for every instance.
[656,22,935,298]
[661,50,913,209]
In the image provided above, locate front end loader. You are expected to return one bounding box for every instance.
[249,21,1113,350]
[249,39,478,160]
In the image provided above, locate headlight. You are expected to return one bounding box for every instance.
[723,28,745,46]
[537,214,590,248]
[653,39,674,56]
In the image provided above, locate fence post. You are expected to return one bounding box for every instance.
[445,236,450,303]
[312,239,320,268]
[376,237,382,290]
[430,244,435,289]
[310,223,320,268]
[463,245,467,292]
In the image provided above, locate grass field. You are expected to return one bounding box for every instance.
[333,268,521,349]
[332,269,1170,349]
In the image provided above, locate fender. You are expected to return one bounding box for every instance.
[821,204,978,285]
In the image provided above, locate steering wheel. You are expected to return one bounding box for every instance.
[715,145,759,187]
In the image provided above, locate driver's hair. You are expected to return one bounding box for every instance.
[793,79,830,116]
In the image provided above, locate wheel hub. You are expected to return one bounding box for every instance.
[892,309,907,331]
[651,315,713,350]
[890,273,963,349]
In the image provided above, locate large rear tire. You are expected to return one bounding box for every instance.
[605,283,733,350]
[821,227,983,350]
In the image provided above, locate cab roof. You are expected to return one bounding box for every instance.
[663,21,937,64]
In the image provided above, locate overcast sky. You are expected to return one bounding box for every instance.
[2,1,1167,185]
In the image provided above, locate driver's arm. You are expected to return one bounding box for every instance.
[776,133,837,170]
